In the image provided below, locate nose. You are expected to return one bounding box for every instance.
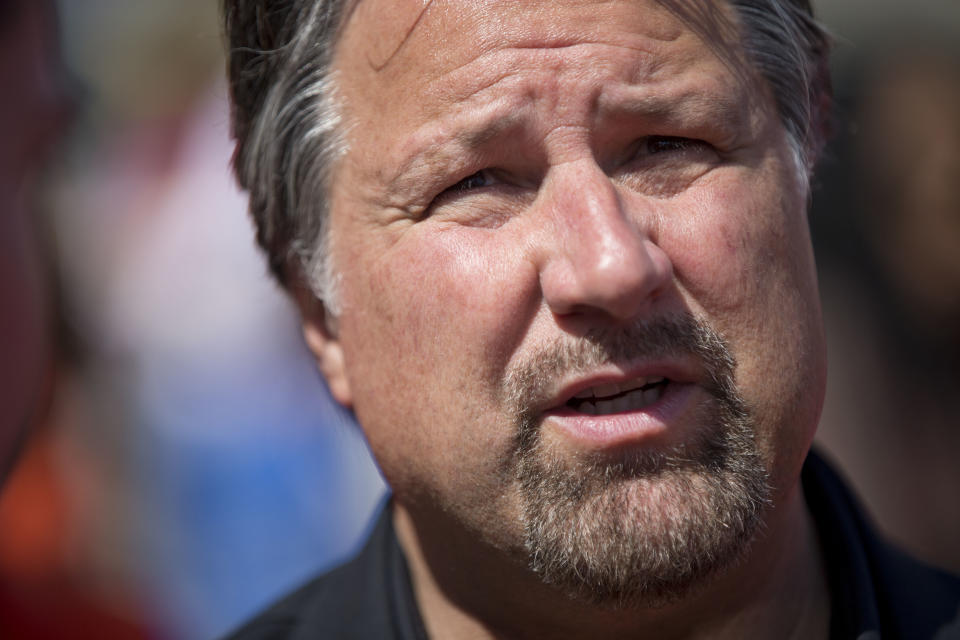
[536,160,673,322]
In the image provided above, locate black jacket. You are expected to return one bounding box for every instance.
[224,451,960,639]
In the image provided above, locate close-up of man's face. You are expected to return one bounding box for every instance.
[308,0,828,605]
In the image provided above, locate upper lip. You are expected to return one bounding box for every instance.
[541,357,702,413]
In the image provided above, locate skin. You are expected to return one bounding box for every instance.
[303,0,829,637]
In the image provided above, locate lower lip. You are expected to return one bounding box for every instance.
[542,382,702,450]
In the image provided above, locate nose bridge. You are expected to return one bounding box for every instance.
[547,159,632,254]
[536,158,673,320]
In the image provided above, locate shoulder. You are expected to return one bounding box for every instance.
[220,506,402,640]
[803,450,960,639]
[220,551,376,640]
[869,537,960,639]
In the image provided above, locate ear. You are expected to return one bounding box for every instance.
[294,282,353,409]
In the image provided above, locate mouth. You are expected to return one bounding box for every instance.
[565,377,670,416]
[541,371,700,450]
[531,361,706,451]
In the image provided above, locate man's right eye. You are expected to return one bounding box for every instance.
[423,168,523,228]
[426,170,499,212]
[444,170,495,195]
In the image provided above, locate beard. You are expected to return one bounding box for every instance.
[504,314,771,608]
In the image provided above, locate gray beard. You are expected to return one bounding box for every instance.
[505,314,771,607]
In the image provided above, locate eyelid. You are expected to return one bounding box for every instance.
[643,135,711,154]
[436,168,501,199]
[451,170,493,192]
[424,169,494,214]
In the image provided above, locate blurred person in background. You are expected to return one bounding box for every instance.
[0,0,68,480]
[0,1,384,638]
[0,0,153,638]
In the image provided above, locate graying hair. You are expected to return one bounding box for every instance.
[224,0,351,310]
[730,0,832,174]
[223,0,830,310]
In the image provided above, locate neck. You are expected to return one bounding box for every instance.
[393,485,830,639]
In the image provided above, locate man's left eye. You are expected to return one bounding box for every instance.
[644,135,710,155]
[618,135,720,198]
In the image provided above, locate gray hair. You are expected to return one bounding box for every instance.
[224,0,350,309]
[223,0,830,311]
[731,0,832,173]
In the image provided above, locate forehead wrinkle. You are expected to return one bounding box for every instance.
[651,0,760,105]
[347,1,760,195]
[383,43,628,187]
[464,0,686,52]
[368,0,687,82]
[356,0,435,71]
[599,79,746,131]
[380,40,742,193]
[422,40,670,119]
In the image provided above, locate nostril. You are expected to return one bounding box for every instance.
[539,235,674,321]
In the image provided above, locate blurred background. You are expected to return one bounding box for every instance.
[0,2,384,638]
[0,0,957,638]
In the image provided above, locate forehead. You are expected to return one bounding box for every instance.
[333,0,751,116]
[344,0,688,67]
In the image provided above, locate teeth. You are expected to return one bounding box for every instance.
[594,383,620,398]
[594,397,617,413]
[613,395,632,412]
[572,376,666,400]
[642,387,660,405]
[572,385,665,415]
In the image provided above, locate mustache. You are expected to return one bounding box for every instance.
[503,312,739,419]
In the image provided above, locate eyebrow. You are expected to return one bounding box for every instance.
[383,73,750,193]
[383,96,528,192]
[600,79,749,134]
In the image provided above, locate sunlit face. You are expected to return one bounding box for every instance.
[313,0,826,599]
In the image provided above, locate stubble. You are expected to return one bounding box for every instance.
[504,314,771,607]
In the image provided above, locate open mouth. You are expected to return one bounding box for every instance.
[565,377,670,416]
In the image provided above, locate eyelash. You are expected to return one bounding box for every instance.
[448,170,492,193]
[643,135,709,155]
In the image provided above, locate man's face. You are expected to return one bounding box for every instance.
[315,0,826,600]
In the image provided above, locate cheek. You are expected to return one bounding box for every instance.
[664,169,826,484]
[337,225,534,495]
[662,192,760,329]
[359,229,523,365]
[665,167,815,330]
